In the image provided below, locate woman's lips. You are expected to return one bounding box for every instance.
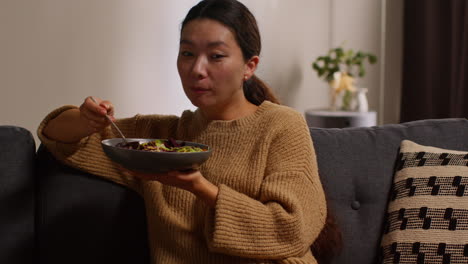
[191,87,210,94]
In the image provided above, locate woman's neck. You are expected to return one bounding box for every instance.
[200,99,259,121]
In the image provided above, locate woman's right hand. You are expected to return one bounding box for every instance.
[42,96,116,143]
[79,96,115,132]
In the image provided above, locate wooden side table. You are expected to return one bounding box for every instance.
[305,109,377,128]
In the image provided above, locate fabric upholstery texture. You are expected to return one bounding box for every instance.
[36,147,150,264]
[0,126,35,264]
[380,140,468,264]
[309,118,468,264]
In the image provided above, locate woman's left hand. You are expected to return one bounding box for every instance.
[122,168,219,208]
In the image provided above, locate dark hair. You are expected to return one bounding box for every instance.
[181,0,280,105]
[311,202,343,264]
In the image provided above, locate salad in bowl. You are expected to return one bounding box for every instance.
[102,138,212,173]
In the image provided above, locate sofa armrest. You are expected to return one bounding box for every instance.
[36,146,150,264]
[0,126,35,264]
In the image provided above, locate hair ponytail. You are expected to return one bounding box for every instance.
[244,75,280,105]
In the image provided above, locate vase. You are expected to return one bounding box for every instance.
[355,87,369,112]
[329,71,357,111]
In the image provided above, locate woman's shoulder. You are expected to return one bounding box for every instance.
[260,101,307,126]
[257,101,313,143]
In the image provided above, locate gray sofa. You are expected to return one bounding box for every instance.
[1,126,149,264]
[0,118,467,264]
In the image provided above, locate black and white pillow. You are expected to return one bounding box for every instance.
[381,140,468,264]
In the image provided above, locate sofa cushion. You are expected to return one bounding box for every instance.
[309,118,468,264]
[380,140,468,263]
[0,126,35,264]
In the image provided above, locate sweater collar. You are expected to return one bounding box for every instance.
[193,100,274,132]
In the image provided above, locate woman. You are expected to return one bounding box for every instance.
[39,0,327,263]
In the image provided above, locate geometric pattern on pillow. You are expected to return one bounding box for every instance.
[380,140,468,264]
[397,152,468,170]
[391,176,467,200]
[381,242,468,263]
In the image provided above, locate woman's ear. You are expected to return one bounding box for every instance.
[243,56,259,80]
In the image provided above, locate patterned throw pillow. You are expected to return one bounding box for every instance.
[380,140,468,264]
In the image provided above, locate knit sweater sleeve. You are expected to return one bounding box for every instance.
[37,105,179,194]
[204,110,327,259]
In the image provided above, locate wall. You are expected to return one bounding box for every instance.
[244,0,330,112]
[0,0,402,145]
[247,0,403,125]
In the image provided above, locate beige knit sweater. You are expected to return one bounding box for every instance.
[38,101,327,264]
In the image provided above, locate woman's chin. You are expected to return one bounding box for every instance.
[188,96,217,109]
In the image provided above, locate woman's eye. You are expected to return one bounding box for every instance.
[180,51,193,57]
[211,54,225,59]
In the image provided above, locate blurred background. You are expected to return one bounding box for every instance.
[1,0,466,145]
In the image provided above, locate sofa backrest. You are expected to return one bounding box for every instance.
[310,118,468,264]
[0,126,35,264]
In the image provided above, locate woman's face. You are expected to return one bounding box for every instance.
[177,19,256,110]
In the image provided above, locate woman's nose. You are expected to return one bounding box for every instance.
[192,56,208,80]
